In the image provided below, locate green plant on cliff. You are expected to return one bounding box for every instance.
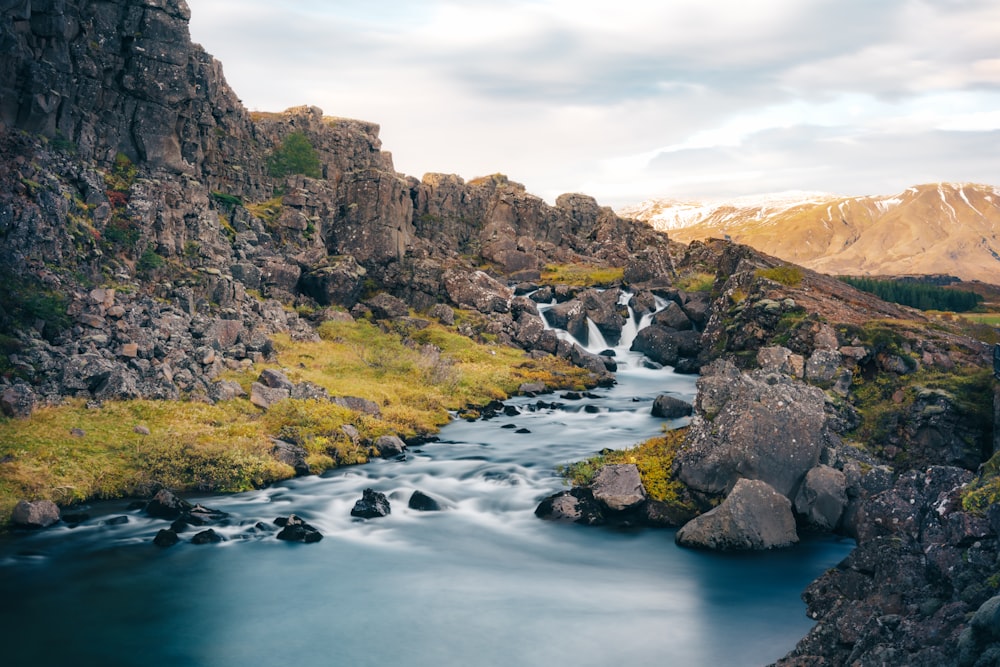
[267,132,321,179]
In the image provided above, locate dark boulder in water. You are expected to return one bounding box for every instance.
[351,489,391,519]
[408,490,441,512]
[275,515,323,543]
[191,529,224,545]
[535,488,606,526]
[153,529,179,548]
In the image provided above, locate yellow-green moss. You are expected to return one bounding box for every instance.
[540,263,624,287]
[756,265,803,286]
[560,427,694,509]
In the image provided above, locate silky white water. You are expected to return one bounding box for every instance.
[0,302,853,666]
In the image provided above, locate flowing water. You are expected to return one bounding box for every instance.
[0,302,853,667]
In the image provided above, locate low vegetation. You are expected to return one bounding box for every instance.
[674,271,716,293]
[756,265,803,286]
[267,131,322,179]
[0,317,590,525]
[560,428,696,512]
[540,263,624,287]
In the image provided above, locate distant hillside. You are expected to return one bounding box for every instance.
[621,183,1000,285]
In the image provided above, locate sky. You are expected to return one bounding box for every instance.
[186,0,1000,208]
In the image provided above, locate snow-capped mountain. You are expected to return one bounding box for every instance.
[619,183,1000,284]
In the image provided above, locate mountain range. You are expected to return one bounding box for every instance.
[620,183,1000,284]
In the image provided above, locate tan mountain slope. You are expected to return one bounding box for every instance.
[622,184,1000,284]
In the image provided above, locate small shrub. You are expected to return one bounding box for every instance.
[267,132,321,179]
[137,245,165,273]
[210,191,243,208]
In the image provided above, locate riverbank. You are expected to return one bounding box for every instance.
[0,315,592,527]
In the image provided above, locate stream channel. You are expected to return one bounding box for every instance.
[0,297,854,666]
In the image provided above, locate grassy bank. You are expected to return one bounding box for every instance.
[0,315,591,525]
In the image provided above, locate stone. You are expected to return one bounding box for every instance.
[250,382,290,410]
[351,488,391,519]
[675,479,799,551]
[534,488,606,526]
[0,384,35,419]
[331,396,381,417]
[133,425,151,436]
[364,292,410,320]
[805,349,843,385]
[408,490,441,512]
[518,381,547,395]
[794,465,848,531]
[651,301,693,331]
[374,435,406,458]
[153,529,180,548]
[271,439,310,476]
[651,394,693,419]
[257,368,294,390]
[146,489,193,520]
[591,464,646,511]
[190,529,223,545]
[11,499,60,528]
[275,514,323,543]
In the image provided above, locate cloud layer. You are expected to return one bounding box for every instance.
[187,0,1000,206]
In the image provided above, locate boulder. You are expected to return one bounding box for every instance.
[275,514,323,543]
[351,488,391,519]
[534,488,606,525]
[271,439,310,476]
[331,395,382,417]
[146,489,193,520]
[591,464,646,511]
[794,465,848,531]
[408,490,441,512]
[543,300,588,343]
[250,382,290,410]
[629,325,679,366]
[153,529,180,548]
[675,479,799,551]
[190,529,223,545]
[364,293,410,320]
[374,435,406,458]
[676,361,828,499]
[651,301,693,331]
[651,395,693,419]
[1,384,36,419]
[11,499,60,528]
[257,368,294,390]
[299,257,367,308]
[443,269,511,314]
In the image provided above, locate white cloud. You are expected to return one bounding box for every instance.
[186,0,1000,207]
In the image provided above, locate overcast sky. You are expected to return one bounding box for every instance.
[186,0,1000,208]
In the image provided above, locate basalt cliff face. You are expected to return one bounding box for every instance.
[2,3,1000,667]
[0,0,675,405]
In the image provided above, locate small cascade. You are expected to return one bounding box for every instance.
[583,318,610,354]
[537,290,679,369]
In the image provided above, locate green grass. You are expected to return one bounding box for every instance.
[0,317,590,525]
[540,263,624,287]
[756,265,803,286]
[674,272,716,292]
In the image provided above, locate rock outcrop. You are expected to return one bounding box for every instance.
[675,360,830,500]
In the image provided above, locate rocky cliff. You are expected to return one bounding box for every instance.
[0,0,676,410]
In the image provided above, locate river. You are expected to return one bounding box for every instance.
[0,299,853,666]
